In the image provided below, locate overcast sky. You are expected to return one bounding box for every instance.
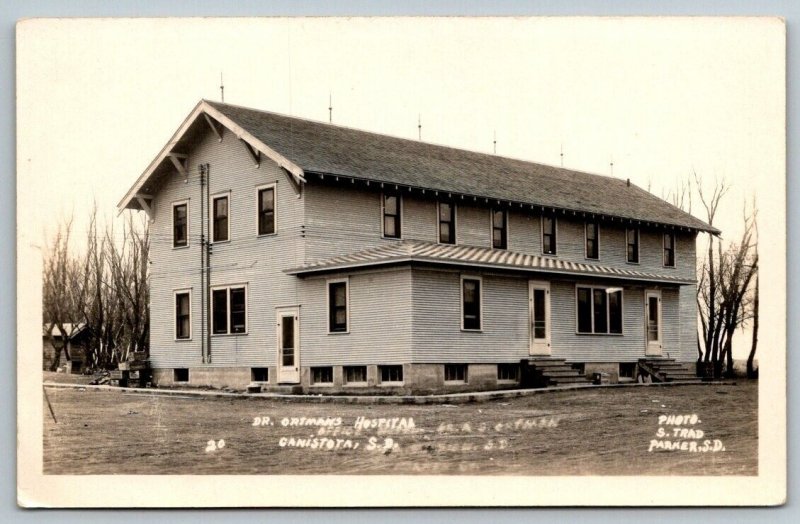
[16,17,785,358]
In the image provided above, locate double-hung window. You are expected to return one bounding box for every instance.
[257,185,276,235]
[438,202,456,244]
[211,285,247,335]
[492,209,508,249]
[626,228,640,263]
[172,202,188,248]
[585,221,599,259]
[461,276,482,331]
[542,216,557,255]
[174,290,191,340]
[576,286,623,334]
[212,194,229,242]
[382,192,401,238]
[663,232,676,267]
[328,279,349,333]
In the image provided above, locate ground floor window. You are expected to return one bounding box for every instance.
[461,276,482,330]
[311,367,333,385]
[173,368,189,382]
[251,368,268,382]
[379,365,403,384]
[211,284,248,334]
[344,365,367,384]
[497,364,520,382]
[444,364,468,383]
[174,290,191,340]
[576,286,623,334]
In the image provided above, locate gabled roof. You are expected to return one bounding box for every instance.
[285,240,695,285]
[120,99,717,233]
[42,323,87,339]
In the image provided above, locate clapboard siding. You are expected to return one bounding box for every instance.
[149,125,305,369]
[299,268,412,365]
[678,284,698,362]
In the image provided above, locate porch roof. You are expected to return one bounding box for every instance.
[285,240,696,285]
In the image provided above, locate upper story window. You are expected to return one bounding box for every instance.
[382,192,401,239]
[492,210,508,249]
[212,194,229,243]
[542,216,557,255]
[257,185,276,236]
[438,202,456,244]
[626,228,640,263]
[585,221,599,259]
[461,276,482,331]
[174,290,191,340]
[328,279,349,333]
[663,232,676,267]
[212,285,247,335]
[172,202,188,248]
[577,286,623,335]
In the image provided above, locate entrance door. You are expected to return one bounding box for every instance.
[529,281,551,355]
[644,290,662,356]
[277,307,300,383]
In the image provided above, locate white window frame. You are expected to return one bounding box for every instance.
[378,365,405,385]
[310,366,334,387]
[343,365,368,386]
[326,277,350,334]
[210,191,231,244]
[255,182,278,237]
[436,201,458,245]
[381,191,403,240]
[171,199,190,249]
[460,275,483,332]
[173,288,192,341]
[574,284,624,336]
[541,215,558,256]
[210,283,249,336]
[663,232,677,268]
[497,364,520,383]
[585,221,600,260]
[444,364,469,384]
[490,208,509,250]
[626,227,640,265]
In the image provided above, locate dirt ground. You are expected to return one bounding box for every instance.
[42,380,757,475]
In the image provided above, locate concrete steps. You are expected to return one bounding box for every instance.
[521,358,592,388]
[638,358,698,382]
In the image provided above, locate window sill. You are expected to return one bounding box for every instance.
[327,330,350,335]
[575,332,624,336]
[497,379,519,384]
[257,232,277,238]
[172,245,190,250]
[343,382,368,387]
[662,265,676,269]
[379,382,404,387]
[626,261,640,266]
[211,239,231,245]
[211,332,249,337]
[174,337,193,342]
[541,252,558,257]
[585,256,600,262]
[310,383,334,387]
[461,328,483,333]
[444,380,468,385]
[381,236,403,241]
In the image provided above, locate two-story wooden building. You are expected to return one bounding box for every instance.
[118,100,717,393]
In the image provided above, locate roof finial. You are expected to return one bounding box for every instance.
[220,72,225,103]
[560,143,564,167]
[418,114,422,141]
[328,92,332,123]
[493,130,497,154]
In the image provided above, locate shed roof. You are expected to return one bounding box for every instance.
[285,240,695,285]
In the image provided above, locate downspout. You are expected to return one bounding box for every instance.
[199,164,206,363]
[205,162,212,364]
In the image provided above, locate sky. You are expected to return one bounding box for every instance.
[16,17,785,359]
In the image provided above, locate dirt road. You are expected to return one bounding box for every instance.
[43,381,757,475]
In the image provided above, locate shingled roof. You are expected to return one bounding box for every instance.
[205,101,716,233]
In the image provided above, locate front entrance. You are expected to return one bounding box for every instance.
[644,290,662,356]
[529,280,551,355]
[276,307,300,384]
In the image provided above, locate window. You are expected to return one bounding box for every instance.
[251,368,269,382]
[212,194,229,242]
[211,285,247,335]
[172,202,188,248]
[173,368,189,383]
[497,364,520,382]
[461,277,482,331]
[576,286,623,334]
[626,228,640,263]
[311,367,333,385]
[379,365,403,384]
[438,202,456,244]
[492,209,507,249]
[382,192,401,238]
[174,290,191,340]
[663,232,676,267]
[328,279,349,333]
[585,221,599,259]
[445,364,468,383]
[542,216,557,255]
[257,185,275,235]
[344,366,367,384]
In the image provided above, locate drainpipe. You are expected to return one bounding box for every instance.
[199,164,206,364]
[205,163,212,364]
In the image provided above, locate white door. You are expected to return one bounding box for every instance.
[277,307,300,383]
[645,290,662,356]
[529,281,551,355]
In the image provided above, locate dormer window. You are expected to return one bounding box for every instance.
[382,192,401,239]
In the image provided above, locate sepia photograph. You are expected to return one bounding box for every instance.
[16,16,786,507]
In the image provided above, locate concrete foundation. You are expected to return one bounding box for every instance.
[582,362,621,384]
